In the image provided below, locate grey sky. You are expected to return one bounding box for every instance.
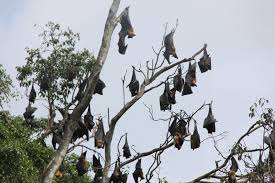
[1,0,275,182]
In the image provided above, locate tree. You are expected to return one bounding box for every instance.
[0,111,91,183]
[12,1,274,183]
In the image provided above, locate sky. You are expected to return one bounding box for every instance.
[1,0,275,182]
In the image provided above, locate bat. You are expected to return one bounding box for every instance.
[84,104,95,131]
[52,129,62,150]
[76,151,89,176]
[118,7,135,54]
[169,116,178,136]
[132,159,144,183]
[123,135,131,159]
[127,66,139,97]
[168,88,176,104]
[72,120,89,142]
[121,173,128,183]
[198,49,211,73]
[75,79,87,101]
[94,79,106,95]
[39,73,50,92]
[110,162,123,183]
[23,104,37,123]
[163,29,178,64]
[93,155,103,179]
[29,84,36,103]
[203,105,217,134]
[159,82,171,111]
[182,82,193,96]
[66,65,78,81]
[94,119,105,149]
[228,156,238,183]
[173,66,183,92]
[185,62,197,87]
[190,123,201,150]
[174,118,187,150]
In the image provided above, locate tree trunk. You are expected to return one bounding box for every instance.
[40,121,75,183]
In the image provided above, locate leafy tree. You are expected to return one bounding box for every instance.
[0,111,91,183]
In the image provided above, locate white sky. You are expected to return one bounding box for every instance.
[1,0,275,182]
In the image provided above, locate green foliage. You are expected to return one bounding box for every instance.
[0,65,16,108]
[16,22,96,105]
[0,111,91,182]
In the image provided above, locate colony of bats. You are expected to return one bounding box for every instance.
[20,6,269,183]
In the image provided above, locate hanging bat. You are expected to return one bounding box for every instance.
[118,7,135,54]
[173,118,187,150]
[94,79,106,95]
[121,173,128,183]
[123,135,131,159]
[182,82,193,96]
[228,156,238,183]
[76,151,89,176]
[174,132,184,150]
[72,120,89,142]
[127,66,139,97]
[198,49,211,73]
[40,73,50,92]
[52,129,63,150]
[178,118,187,136]
[23,104,37,123]
[159,82,171,111]
[185,62,197,87]
[263,129,275,149]
[93,155,103,179]
[163,29,178,64]
[66,65,78,81]
[169,116,178,136]
[132,159,144,183]
[84,104,94,131]
[94,119,105,148]
[29,84,36,103]
[203,105,217,134]
[190,124,201,150]
[168,88,176,104]
[75,79,87,101]
[173,66,184,92]
[110,162,123,183]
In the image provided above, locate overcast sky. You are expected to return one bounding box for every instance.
[1,0,275,182]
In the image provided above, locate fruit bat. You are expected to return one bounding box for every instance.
[40,74,50,92]
[263,129,275,149]
[29,84,36,103]
[122,135,131,159]
[178,119,187,136]
[94,79,106,95]
[72,120,89,142]
[203,105,217,134]
[67,65,78,81]
[52,129,62,150]
[198,49,211,73]
[132,159,144,183]
[173,119,187,150]
[185,62,197,87]
[84,104,95,131]
[127,67,139,97]
[182,82,193,96]
[174,132,184,150]
[163,30,178,64]
[23,104,37,123]
[121,173,128,183]
[168,88,176,104]
[169,116,178,136]
[93,155,103,179]
[173,67,184,92]
[159,82,171,111]
[118,7,135,55]
[110,162,123,183]
[76,151,89,176]
[75,79,87,101]
[228,156,238,183]
[94,119,105,148]
[190,124,201,150]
